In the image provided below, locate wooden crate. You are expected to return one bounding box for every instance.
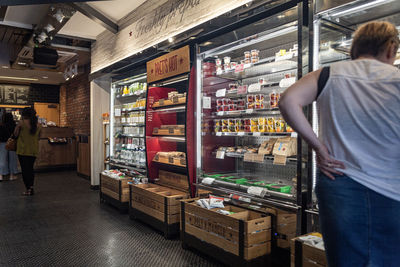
[153,154,186,167]
[130,183,189,238]
[290,233,327,267]
[153,127,185,136]
[181,198,271,265]
[100,174,131,212]
[263,207,297,249]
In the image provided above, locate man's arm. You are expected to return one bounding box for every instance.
[279,70,345,179]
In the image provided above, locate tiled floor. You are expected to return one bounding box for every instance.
[0,171,221,267]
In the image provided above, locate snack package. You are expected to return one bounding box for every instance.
[216,209,231,215]
[196,199,211,209]
[259,138,277,155]
[272,137,297,157]
[209,195,225,209]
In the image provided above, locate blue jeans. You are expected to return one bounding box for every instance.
[316,173,400,267]
[0,142,19,175]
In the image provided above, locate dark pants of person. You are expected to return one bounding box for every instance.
[18,155,36,190]
[316,173,400,267]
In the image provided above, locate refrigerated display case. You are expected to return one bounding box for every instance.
[307,0,400,231]
[109,74,148,174]
[195,2,312,249]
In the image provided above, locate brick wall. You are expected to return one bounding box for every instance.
[59,72,90,135]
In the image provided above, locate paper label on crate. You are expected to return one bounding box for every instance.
[253,154,265,163]
[247,186,267,197]
[216,132,222,136]
[216,88,226,97]
[235,64,245,73]
[245,109,254,114]
[279,77,296,88]
[115,109,121,117]
[216,150,225,159]
[237,85,248,95]
[291,132,298,138]
[248,83,261,93]
[202,178,215,185]
[274,155,287,165]
[203,96,211,109]
[253,132,261,137]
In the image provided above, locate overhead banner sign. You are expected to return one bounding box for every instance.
[147,45,190,83]
[91,0,251,74]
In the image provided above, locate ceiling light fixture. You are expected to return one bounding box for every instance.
[0,76,39,81]
[53,9,65,23]
[168,37,174,43]
[44,24,55,33]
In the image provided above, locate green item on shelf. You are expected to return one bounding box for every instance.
[266,184,292,193]
[225,177,248,184]
[229,211,235,215]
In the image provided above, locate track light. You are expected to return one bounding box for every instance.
[44,24,55,33]
[53,9,65,23]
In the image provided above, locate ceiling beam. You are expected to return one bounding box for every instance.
[0,0,106,5]
[68,3,118,34]
[0,6,8,22]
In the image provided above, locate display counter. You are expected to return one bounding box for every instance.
[35,127,76,170]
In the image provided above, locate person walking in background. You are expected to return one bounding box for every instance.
[14,107,40,196]
[279,21,400,266]
[0,113,18,181]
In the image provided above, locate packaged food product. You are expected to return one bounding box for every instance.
[255,102,264,109]
[229,104,237,111]
[214,119,221,126]
[251,49,259,57]
[215,58,222,66]
[267,124,275,133]
[216,66,223,73]
[250,118,258,125]
[244,51,251,59]
[247,95,255,103]
[270,92,278,108]
[286,123,294,132]
[209,195,225,208]
[244,119,251,126]
[229,126,236,132]
[228,119,235,126]
[216,210,230,215]
[244,58,251,64]
[250,125,258,132]
[216,99,223,106]
[230,62,237,69]
[196,199,211,209]
[217,105,224,112]
[214,126,221,132]
[235,119,244,126]
[222,98,231,105]
[224,64,230,70]
[258,117,267,125]
[229,83,238,90]
[255,94,264,102]
[247,102,255,109]
[275,119,283,132]
[259,77,266,85]
[224,56,231,65]
[258,125,267,132]
[222,105,229,111]
[251,56,259,63]
[236,125,244,132]
[237,106,245,111]
[244,125,251,132]
[237,99,246,106]
[222,119,228,126]
[222,126,229,132]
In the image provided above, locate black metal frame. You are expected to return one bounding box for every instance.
[128,185,180,239]
[180,201,271,267]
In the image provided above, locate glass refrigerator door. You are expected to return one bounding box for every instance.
[308,0,400,226]
[110,74,148,173]
[197,6,307,208]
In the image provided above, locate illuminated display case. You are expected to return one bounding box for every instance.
[307,0,400,231]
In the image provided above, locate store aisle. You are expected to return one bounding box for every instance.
[0,171,220,267]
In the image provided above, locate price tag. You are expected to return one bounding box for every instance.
[216,132,222,136]
[248,83,261,93]
[279,77,296,88]
[253,132,261,137]
[216,88,226,97]
[216,150,225,159]
[247,186,266,197]
[245,109,254,114]
[115,109,121,117]
[159,99,165,106]
[238,132,245,136]
[235,64,245,73]
[291,132,298,138]
[237,85,248,95]
[172,96,179,103]
[203,96,211,109]
[217,111,224,116]
[202,178,215,185]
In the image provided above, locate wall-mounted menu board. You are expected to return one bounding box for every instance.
[0,84,59,105]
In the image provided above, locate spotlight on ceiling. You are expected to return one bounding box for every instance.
[37,31,48,43]
[168,37,174,43]
[53,9,65,23]
[44,24,55,33]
